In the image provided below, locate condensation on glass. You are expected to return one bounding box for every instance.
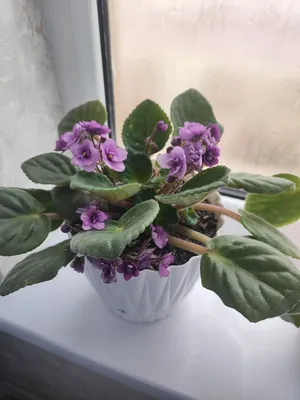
[109,0,300,175]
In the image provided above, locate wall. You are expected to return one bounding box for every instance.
[0,0,62,279]
[109,0,300,176]
[40,0,106,114]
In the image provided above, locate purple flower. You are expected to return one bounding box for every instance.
[156,120,168,132]
[202,145,220,167]
[72,139,100,172]
[79,203,109,231]
[151,225,168,249]
[71,256,85,273]
[183,142,204,171]
[171,136,182,147]
[159,253,175,277]
[179,122,207,142]
[55,137,68,151]
[101,138,128,172]
[77,120,111,138]
[101,265,117,283]
[61,129,81,149]
[88,257,118,283]
[157,146,187,179]
[139,249,155,270]
[208,124,221,143]
[117,261,139,281]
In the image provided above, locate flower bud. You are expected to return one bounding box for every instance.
[70,256,85,273]
[60,223,71,233]
[156,120,168,132]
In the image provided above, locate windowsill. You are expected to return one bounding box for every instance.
[1,196,299,400]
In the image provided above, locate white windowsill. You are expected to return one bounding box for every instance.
[0,196,299,400]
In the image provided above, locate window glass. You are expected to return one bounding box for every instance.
[109,0,300,175]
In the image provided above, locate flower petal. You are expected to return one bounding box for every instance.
[157,153,171,169]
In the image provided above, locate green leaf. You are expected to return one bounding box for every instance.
[156,166,231,207]
[58,100,107,134]
[228,172,295,195]
[122,100,171,154]
[288,300,300,313]
[171,89,222,135]
[70,171,141,202]
[70,200,159,259]
[23,189,63,231]
[239,210,300,260]
[0,240,73,296]
[22,153,77,185]
[0,188,51,256]
[121,151,153,183]
[51,185,95,222]
[24,189,53,208]
[154,203,179,228]
[245,174,300,227]
[181,207,199,227]
[201,235,300,322]
[281,313,300,328]
[133,188,156,204]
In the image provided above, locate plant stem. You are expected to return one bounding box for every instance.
[170,224,210,244]
[116,200,131,208]
[139,237,151,254]
[44,213,63,220]
[167,235,208,255]
[193,203,241,222]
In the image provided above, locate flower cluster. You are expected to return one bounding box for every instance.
[86,224,174,283]
[55,121,127,172]
[56,118,219,284]
[157,122,221,181]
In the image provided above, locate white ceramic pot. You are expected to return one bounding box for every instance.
[84,255,201,323]
[84,192,223,323]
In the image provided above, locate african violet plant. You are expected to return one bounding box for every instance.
[1,89,300,326]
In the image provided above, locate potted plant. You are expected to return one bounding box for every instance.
[1,89,299,326]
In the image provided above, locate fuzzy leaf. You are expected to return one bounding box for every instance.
[0,188,51,256]
[58,100,107,134]
[281,313,300,328]
[0,240,73,296]
[22,153,77,185]
[171,89,222,135]
[201,235,300,322]
[23,189,63,231]
[70,171,141,202]
[228,172,295,195]
[156,166,230,207]
[240,210,300,259]
[154,203,179,228]
[181,207,199,227]
[245,174,300,227]
[122,100,171,154]
[70,200,159,259]
[133,188,156,204]
[121,151,153,183]
[51,186,96,222]
[6,188,63,231]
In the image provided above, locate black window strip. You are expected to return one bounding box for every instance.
[218,187,246,200]
[96,0,116,139]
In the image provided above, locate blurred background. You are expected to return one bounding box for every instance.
[109,0,300,175]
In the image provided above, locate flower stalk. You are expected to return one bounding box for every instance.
[192,203,241,222]
[170,224,211,244]
[44,212,63,220]
[167,235,208,255]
